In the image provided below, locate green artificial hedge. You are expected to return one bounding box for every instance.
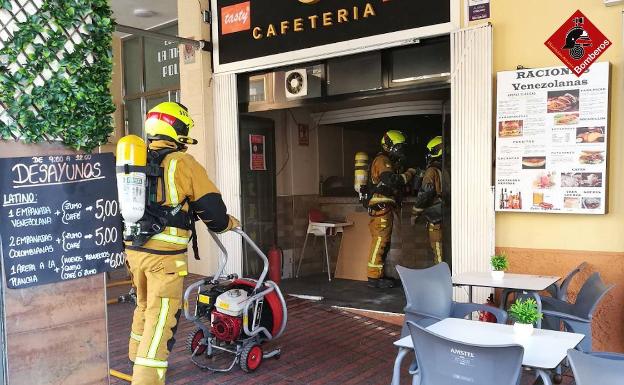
[0,0,115,151]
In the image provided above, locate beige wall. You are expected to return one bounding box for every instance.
[484,1,624,352]
[488,1,624,252]
[255,108,319,196]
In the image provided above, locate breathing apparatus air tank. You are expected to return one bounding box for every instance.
[354,152,369,198]
[116,135,148,237]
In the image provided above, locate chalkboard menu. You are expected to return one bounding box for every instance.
[0,153,124,289]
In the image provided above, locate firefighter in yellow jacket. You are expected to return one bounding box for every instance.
[412,136,444,264]
[366,130,416,288]
[125,102,239,385]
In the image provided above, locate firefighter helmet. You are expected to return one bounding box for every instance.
[427,136,443,159]
[381,130,407,161]
[145,102,197,145]
[563,27,590,49]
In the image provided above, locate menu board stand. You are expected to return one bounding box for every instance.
[0,142,111,385]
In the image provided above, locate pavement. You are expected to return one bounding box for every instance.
[107,276,576,385]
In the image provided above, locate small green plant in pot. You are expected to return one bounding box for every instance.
[509,298,543,337]
[490,254,508,280]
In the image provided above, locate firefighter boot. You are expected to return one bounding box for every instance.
[368,277,396,289]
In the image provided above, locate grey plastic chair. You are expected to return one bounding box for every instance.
[540,272,614,352]
[396,263,508,337]
[407,321,524,385]
[545,262,587,301]
[567,349,624,385]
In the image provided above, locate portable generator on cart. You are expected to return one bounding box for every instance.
[183,228,287,373]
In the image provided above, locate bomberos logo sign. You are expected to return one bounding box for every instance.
[215,0,451,65]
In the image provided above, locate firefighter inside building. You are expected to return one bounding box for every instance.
[363,130,418,289]
[412,136,444,265]
[116,102,240,385]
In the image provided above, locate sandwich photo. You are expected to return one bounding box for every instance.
[498,120,523,137]
[547,90,579,113]
[576,127,605,143]
[579,150,604,164]
[522,156,546,169]
[554,113,579,125]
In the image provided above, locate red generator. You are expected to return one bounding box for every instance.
[183,229,287,373]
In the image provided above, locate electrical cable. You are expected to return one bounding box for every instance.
[276,110,291,177]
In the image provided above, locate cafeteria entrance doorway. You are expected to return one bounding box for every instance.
[236,41,452,312]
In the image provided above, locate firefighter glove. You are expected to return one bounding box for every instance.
[226,215,241,231]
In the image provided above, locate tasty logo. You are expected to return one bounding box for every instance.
[221,1,251,35]
[545,10,611,76]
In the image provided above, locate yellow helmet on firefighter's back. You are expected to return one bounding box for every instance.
[144,101,197,145]
[427,136,443,158]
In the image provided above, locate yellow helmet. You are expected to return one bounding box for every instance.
[381,130,407,162]
[145,102,197,145]
[381,130,406,151]
[427,136,443,159]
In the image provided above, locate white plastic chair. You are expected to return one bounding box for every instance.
[295,209,351,281]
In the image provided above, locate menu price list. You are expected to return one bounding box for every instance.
[0,153,124,289]
[495,62,609,215]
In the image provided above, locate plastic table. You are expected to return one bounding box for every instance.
[452,272,560,328]
[391,318,584,385]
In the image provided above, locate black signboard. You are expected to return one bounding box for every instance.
[216,0,451,65]
[0,153,124,289]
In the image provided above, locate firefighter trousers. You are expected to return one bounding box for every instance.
[126,249,188,385]
[367,211,394,279]
[428,222,443,265]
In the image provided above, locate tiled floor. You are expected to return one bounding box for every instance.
[107,277,576,385]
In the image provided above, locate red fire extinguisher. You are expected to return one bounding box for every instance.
[267,245,283,284]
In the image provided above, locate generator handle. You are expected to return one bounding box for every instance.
[209,231,228,283]
[232,228,269,292]
[183,280,205,322]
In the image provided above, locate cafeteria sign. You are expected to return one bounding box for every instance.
[214,0,451,66]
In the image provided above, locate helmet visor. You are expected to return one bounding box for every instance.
[389,143,407,162]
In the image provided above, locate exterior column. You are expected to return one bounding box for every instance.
[177,0,229,275]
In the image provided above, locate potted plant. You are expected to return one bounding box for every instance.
[508,298,543,337]
[490,254,508,280]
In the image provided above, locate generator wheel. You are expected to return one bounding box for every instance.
[186,329,207,356]
[240,343,263,372]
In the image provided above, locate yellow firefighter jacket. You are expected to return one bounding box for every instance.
[133,140,236,252]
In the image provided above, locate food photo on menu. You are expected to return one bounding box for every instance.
[498,120,523,137]
[531,191,554,210]
[533,171,556,189]
[576,127,605,143]
[554,112,579,125]
[579,150,605,164]
[564,196,581,209]
[547,89,579,113]
[560,172,603,188]
[582,197,601,210]
[522,156,546,169]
